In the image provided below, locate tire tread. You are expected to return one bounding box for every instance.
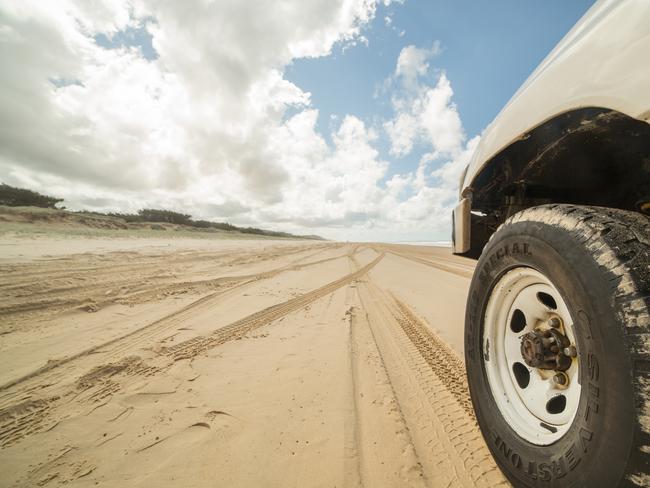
[496,204,650,487]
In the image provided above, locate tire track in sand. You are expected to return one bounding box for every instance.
[346,300,428,487]
[163,252,385,360]
[0,397,59,449]
[390,294,475,418]
[0,250,350,393]
[0,253,384,449]
[385,249,474,278]
[356,276,508,487]
[0,244,340,322]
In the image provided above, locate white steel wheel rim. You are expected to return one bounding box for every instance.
[483,267,581,445]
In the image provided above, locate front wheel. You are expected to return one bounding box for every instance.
[465,205,650,487]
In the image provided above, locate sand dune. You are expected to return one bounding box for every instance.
[0,238,508,487]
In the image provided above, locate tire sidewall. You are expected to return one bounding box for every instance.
[465,221,636,487]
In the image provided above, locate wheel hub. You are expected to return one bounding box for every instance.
[483,268,582,445]
[520,327,572,371]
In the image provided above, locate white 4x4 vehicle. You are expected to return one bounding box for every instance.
[452,1,650,486]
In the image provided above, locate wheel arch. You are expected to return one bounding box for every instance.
[459,107,650,259]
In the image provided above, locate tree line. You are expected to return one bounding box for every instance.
[0,183,322,240]
[0,183,63,208]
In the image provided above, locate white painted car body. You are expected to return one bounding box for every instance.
[460,0,650,196]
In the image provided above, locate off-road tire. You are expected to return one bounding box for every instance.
[465,204,650,487]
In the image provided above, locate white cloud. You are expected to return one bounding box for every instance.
[384,112,419,156]
[371,42,479,241]
[0,1,478,242]
[385,42,462,158]
[0,1,381,207]
[395,42,441,84]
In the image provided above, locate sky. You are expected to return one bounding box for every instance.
[0,0,594,241]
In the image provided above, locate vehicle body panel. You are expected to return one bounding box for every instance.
[460,0,650,194]
[453,0,650,253]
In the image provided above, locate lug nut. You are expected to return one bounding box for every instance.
[548,317,562,329]
[563,345,577,358]
[553,372,569,387]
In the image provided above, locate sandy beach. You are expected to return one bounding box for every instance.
[0,237,508,487]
